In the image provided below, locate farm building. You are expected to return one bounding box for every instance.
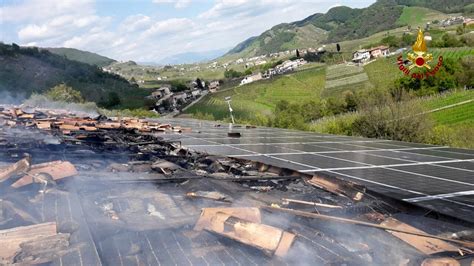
[352,46,390,63]
[240,73,263,86]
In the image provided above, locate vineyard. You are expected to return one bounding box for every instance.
[400,47,474,60]
[421,90,474,126]
[185,66,326,121]
[323,63,372,97]
[429,47,474,60]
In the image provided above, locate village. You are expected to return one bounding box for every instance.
[96,13,474,118]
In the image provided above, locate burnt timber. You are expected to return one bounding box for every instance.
[0,106,473,265]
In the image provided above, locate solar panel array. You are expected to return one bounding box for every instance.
[157,119,474,223]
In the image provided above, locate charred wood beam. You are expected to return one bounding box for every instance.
[262,206,474,250]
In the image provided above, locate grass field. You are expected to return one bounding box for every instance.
[396,6,449,27]
[365,48,474,91]
[421,90,474,126]
[322,63,372,97]
[185,66,326,121]
[364,57,403,90]
[429,47,474,60]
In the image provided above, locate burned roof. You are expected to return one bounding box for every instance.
[0,106,473,265]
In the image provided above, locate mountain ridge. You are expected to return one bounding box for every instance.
[46,47,116,67]
[224,0,468,58]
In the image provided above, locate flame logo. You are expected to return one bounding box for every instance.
[412,28,427,53]
[408,28,433,69]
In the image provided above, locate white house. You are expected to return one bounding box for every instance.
[352,50,371,63]
[240,73,262,86]
[208,81,220,93]
[191,89,201,97]
[148,86,171,100]
[369,46,390,58]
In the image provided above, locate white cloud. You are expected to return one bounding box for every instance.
[140,18,192,39]
[0,0,95,23]
[152,0,192,9]
[2,0,375,62]
[120,14,153,32]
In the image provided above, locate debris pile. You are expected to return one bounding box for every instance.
[1,105,474,265]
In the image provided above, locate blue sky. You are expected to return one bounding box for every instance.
[0,0,375,63]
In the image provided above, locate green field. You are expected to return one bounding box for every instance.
[364,57,403,90]
[185,66,326,121]
[422,90,474,126]
[365,48,474,91]
[429,47,474,60]
[322,63,372,97]
[396,6,449,27]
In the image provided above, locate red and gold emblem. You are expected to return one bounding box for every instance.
[397,28,442,79]
[407,29,433,70]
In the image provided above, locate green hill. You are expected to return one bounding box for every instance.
[422,90,474,126]
[0,43,148,109]
[185,65,326,121]
[46,47,116,67]
[224,0,468,58]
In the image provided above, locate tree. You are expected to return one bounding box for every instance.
[343,91,357,112]
[45,83,84,103]
[106,92,121,107]
[271,100,307,130]
[325,97,346,115]
[352,94,431,143]
[11,43,20,51]
[224,69,243,78]
[195,78,204,89]
[381,35,399,47]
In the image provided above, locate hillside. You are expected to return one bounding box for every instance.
[185,65,326,121]
[224,0,465,58]
[46,47,116,67]
[0,43,148,109]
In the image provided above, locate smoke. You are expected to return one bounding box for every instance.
[22,94,100,118]
[0,127,61,145]
[0,90,27,105]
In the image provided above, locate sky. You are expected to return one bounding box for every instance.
[0,0,375,63]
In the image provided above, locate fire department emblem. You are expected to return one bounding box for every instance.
[397,28,442,79]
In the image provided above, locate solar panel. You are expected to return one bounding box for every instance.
[157,118,474,222]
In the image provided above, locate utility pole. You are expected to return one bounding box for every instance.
[224,96,235,128]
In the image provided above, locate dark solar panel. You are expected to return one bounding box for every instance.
[363,150,450,162]
[320,152,409,165]
[156,118,474,223]
[437,161,474,171]
[403,149,474,160]
[273,153,368,169]
[274,143,341,152]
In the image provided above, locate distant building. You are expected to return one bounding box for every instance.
[208,81,220,93]
[262,68,276,79]
[369,46,390,58]
[441,16,464,27]
[352,50,370,63]
[352,46,389,63]
[147,86,171,100]
[464,18,474,26]
[191,89,201,97]
[240,73,262,86]
[173,92,187,103]
[275,58,307,74]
